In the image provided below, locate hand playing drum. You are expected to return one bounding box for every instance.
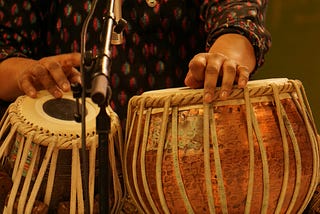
[0,53,81,101]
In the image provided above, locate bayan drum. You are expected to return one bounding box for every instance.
[124,78,319,213]
[0,90,123,214]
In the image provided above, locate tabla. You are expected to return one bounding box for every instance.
[124,78,320,213]
[0,90,123,214]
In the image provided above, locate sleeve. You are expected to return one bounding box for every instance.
[200,0,272,70]
[0,1,45,63]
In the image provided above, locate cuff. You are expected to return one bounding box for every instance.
[206,19,271,71]
[0,48,27,63]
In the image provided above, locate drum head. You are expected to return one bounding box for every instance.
[17,91,98,136]
[42,98,85,121]
[142,78,290,96]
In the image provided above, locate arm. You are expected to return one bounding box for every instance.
[185,0,271,102]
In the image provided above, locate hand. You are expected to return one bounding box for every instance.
[0,53,81,101]
[19,53,82,98]
[184,34,256,103]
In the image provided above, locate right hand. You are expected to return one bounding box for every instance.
[0,53,81,101]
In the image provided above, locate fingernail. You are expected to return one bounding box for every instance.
[77,76,82,84]
[28,90,36,98]
[184,73,192,86]
[62,82,70,91]
[204,92,212,103]
[54,90,62,98]
[239,79,247,87]
[220,90,228,99]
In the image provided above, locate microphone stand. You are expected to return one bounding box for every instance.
[74,0,126,213]
[90,0,126,213]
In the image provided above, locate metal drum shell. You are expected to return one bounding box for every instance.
[124,78,320,214]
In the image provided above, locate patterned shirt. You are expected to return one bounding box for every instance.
[0,0,271,125]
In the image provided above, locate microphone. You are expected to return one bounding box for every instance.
[111,0,126,45]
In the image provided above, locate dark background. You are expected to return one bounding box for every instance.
[253,0,320,130]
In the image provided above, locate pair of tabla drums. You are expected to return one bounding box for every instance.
[0,91,123,213]
[0,78,319,213]
[124,78,320,213]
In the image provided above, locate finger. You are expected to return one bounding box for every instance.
[237,65,250,88]
[203,53,226,103]
[19,74,38,98]
[185,53,207,88]
[219,59,237,99]
[43,53,81,92]
[184,72,203,88]
[19,63,61,98]
[65,66,81,84]
[32,62,63,98]
[51,52,81,67]
[41,60,71,92]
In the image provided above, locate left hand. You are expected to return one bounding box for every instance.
[184,33,256,103]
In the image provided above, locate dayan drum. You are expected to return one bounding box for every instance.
[0,90,123,214]
[124,78,320,213]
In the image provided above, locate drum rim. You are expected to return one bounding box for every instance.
[6,91,120,143]
[129,78,300,108]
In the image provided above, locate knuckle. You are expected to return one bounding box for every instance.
[206,64,220,75]
[32,63,47,75]
[223,64,236,75]
[212,52,226,58]
[189,55,206,69]
[45,61,60,71]
[19,78,29,89]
